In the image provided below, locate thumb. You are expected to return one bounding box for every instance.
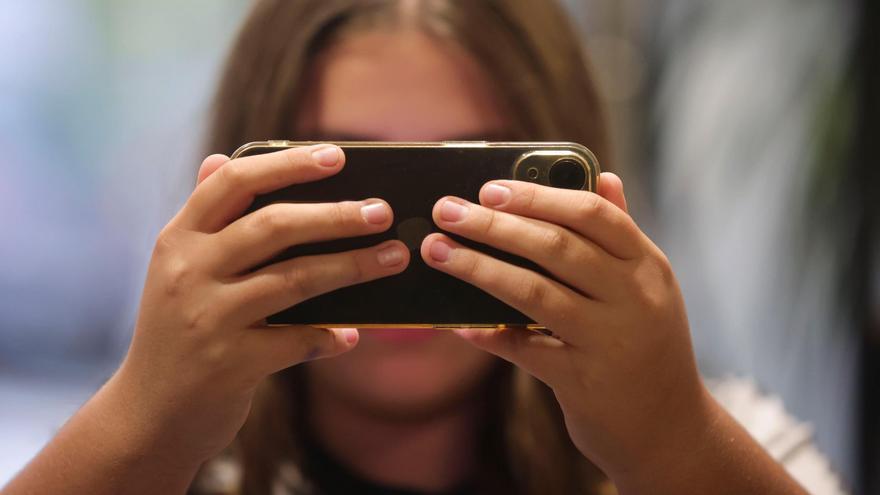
[452,327,567,386]
[597,172,628,214]
[248,326,359,376]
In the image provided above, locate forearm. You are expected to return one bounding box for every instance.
[1,371,200,495]
[614,388,806,495]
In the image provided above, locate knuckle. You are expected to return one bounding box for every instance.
[342,253,366,285]
[627,258,674,312]
[162,256,195,297]
[572,242,600,269]
[153,226,177,258]
[218,161,247,188]
[280,265,310,302]
[252,204,288,234]
[576,192,604,220]
[462,252,483,281]
[482,208,499,236]
[198,339,233,370]
[539,227,571,256]
[284,146,307,169]
[635,285,667,315]
[653,251,676,285]
[520,185,538,211]
[181,303,215,332]
[515,276,547,308]
[328,202,351,229]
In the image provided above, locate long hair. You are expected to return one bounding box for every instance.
[194,1,614,494]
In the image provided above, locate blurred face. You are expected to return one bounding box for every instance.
[300,29,506,419]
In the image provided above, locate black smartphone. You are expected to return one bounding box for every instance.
[231,141,600,329]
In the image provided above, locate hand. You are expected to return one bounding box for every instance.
[420,174,710,484]
[116,145,409,467]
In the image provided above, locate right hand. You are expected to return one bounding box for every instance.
[112,144,409,468]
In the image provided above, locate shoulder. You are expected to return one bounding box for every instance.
[706,375,850,495]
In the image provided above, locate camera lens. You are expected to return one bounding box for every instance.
[549,159,587,190]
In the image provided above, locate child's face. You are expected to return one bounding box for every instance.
[301,30,506,417]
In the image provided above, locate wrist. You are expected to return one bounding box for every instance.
[610,383,804,495]
[98,366,206,479]
[606,381,721,493]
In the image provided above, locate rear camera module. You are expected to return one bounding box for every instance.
[548,159,587,190]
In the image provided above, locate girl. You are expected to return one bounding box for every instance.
[4,1,817,494]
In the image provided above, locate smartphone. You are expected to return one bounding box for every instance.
[231,141,600,329]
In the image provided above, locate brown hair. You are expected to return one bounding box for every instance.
[195,1,613,494]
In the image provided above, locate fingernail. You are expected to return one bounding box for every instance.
[376,245,404,267]
[440,200,469,222]
[483,183,511,206]
[341,328,359,345]
[361,202,389,224]
[429,239,452,262]
[312,145,340,167]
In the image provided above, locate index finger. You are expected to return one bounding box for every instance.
[478,179,646,260]
[176,144,345,233]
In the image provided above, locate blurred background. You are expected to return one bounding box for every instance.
[0,0,876,493]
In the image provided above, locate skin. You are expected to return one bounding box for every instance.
[2,30,806,495]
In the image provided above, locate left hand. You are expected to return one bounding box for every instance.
[420,173,713,484]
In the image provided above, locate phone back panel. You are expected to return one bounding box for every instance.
[232,141,599,328]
